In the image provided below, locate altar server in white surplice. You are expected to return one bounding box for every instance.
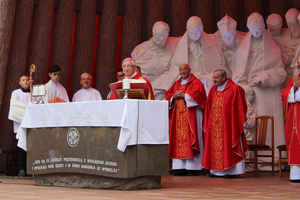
[72,73,102,102]
[8,74,31,177]
[45,65,69,103]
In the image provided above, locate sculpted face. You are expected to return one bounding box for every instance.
[247,12,265,38]
[288,23,300,38]
[267,25,281,36]
[122,60,136,77]
[213,71,226,86]
[220,30,236,47]
[152,21,170,48]
[249,26,265,38]
[153,29,168,48]
[179,64,191,79]
[80,73,92,89]
[266,13,283,36]
[187,26,203,41]
[19,75,30,90]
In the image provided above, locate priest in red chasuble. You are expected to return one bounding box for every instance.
[165,63,207,175]
[202,69,248,178]
[281,57,300,182]
[109,57,155,100]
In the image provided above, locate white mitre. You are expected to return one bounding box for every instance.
[217,14,237,34]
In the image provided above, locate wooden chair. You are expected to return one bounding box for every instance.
[0,149,18,175]
[277,145,288,178]
[245,116,274,176]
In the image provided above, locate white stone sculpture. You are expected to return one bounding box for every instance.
[233,12,287,166]
[266,13,290,88]
[131,21,180,100]
[242,85,257,144]
[290,13,300,76]
[266,13,285,40]
[211,15,246,77]
[276,8,300,87]
[167,16,226,95]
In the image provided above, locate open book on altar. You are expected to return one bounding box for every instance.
[109,79,149,99]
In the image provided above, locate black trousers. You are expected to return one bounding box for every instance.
[18,147,27,171]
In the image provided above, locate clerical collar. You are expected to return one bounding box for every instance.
[181,74,191,85]
[21,87,30,93]
[217,79,228,91]
[126,72,137,79]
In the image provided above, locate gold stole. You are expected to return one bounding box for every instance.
[175,85,188,158]
[212,91,224,170]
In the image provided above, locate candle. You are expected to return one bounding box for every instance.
[39,85,45,95]
[33,85,39,96]
[122,78,130,90]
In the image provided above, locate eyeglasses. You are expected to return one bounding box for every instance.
[117,74,124,77]
[81,78,91,81]
[122,65,134,69]
[179,68,189,72]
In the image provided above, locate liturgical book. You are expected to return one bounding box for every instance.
[109,79,149,99]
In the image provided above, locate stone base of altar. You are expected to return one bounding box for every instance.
[27,126,169,190]
[34,173,161,190]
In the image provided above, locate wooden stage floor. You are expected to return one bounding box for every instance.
[0,171,299,199]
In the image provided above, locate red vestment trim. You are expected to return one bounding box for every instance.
[175,85,193,158]
[212,91,224,170]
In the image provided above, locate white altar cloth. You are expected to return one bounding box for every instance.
[18,99,169,152]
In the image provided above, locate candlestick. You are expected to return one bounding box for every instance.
[122,78,130,90]
[33,85,39,96]
[39,85,45,95]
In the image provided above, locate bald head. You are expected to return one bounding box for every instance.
[179,63,191,79]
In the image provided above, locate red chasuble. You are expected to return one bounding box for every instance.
[165,74,206,159]
[281,77,300,165]
[202,78,249,170]
[109,72,155,100]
